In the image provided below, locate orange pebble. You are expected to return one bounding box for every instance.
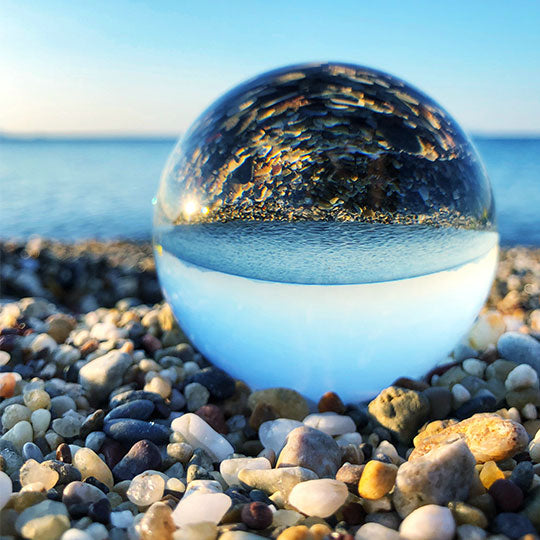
[0,373,16,398]
[479,460,505,489]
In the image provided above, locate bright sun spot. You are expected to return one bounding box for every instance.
[182,199,198,217]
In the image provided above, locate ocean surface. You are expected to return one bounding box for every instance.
[0,136,539,245]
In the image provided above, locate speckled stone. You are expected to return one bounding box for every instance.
[248,388,309,422]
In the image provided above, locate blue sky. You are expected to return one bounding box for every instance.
[1,0,539,135]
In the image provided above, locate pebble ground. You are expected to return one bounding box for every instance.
[0,239,539,540]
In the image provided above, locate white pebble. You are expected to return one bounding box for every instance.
[1,420,33,451]
[303,412,356,436]
[61,529,93,540]
[30,333,58,354]
[171,413,233,462]
[522,403,538,420]
[174,522,219,540]
[355,522,401,539]
[127,472,165,506]
[505,364,539,391]
[172,492,231,527]
[288,479,348,518]
[85,523,109,540]
[336,432,363,447]
[0,470,13,511]
[258,419,303,454]
[462,358,486,378]
[110,510,134,528]
[506,407,521,423]
[451,383,471,405]
[400,504,455,540]
[90,322,126,341]
[220,457,271,486]
[529,439,540,463]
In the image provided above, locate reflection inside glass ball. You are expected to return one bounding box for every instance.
[153,62,497,401]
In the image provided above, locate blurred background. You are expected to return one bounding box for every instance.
[1,0,539,244]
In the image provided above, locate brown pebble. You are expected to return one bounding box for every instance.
[488,478,524,512]
[195,404,228,434]
[318,391,346,414]
[241,501,273,530]
[141,333,162,354]
[392,377,429,392]
[46,313,76,343]
[249,402,278,430]
[336,463,365,492]
[138,501,175,540]
[340,501,365,525]
[56,443,72,463]
[101,438,126,469]
[411,413,529,463]
[80,339,99,357]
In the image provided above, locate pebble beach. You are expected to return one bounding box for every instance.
[1,239,540,540]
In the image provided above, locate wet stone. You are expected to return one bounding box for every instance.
[104,418,170,445]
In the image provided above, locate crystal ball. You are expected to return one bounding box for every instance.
[153,62,497,401]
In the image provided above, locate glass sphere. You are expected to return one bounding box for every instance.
[153,62,497,401]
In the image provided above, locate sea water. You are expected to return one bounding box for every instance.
[154,223,498,401]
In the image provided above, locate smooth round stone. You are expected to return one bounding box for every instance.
[23,442,44,462]
[0,470,13,510]
[358,460,398,500]
[112,439,162,481]
[509,460,534,493]
[455,524,486,540]
[20,459,59,489]
[23,389,51,411]
[104,419,170,446]
[488,479,524,512]
[288,479,348,518]
[59,529,93,540]
[186,367,236,400]
[220,457,271,486]
[183,479,223,498]
[259,419,303,454]
[110,510,134,529]
[85,431,106,453]
[104,399,155,422]
[137,501,175,538]
[72,448,114,488]
[127,471,165,506]
[172,492,231,527]
[171,413,234,462]
[174,522,218,540]
[454,394,497,420]
[52,414,81,438]
[355,523,401,540]
[505,364,539,391]
[15,500,70,540]
[184,382,210,411]
[61,481,107,506]
[50,396,77,418]
[31,409,51,437]
[399,505,455,540]
[498,332,540,374]
[2,404,32,430]
[302,412,356,436]
[492,512,536,539]
[2,420,33,452]
[238,466,317,497]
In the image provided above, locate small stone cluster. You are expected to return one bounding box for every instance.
[0,240,539,540]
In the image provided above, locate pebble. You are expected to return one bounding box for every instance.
[358,460,397,499]
[172,492,231,527]
[52,413,82,438]
[488,478,524,511]
[452,383,471,406]
[24,389,51,411]
[276,426,341,478]
[241,501,273,529]
[479,460,505,489]
[171,413,234,462]
[220,457,271,486]
[60,529,93,540]
[104,418,170,445]
[410,413,529,463]
[259,419,303,454]
[50,395,77,418]
[85,431,106,452]
[62,481,107,506]
[0,470,13,510]
[15,499,70,540]
[22,441,44,462]
[30,408,50,437]
[104,399,155,422]
[355,522,401,540]
[127,471,165,506]
[112,439,162,481]
[368,386,430,443]
[72,448,114,488]
[422,386,452,420]
[288,479,348,518]
[454,394,497,420]
[399,504,455,540]
[238,466,317,497]
[468,311,506,350]
[137,501,175,539]
[462,358,486,378]
[175,522,219,540]
[492,512,536,539]
[497,332,540,374]
[46,313,76,344]
[110,510,134,528]
[393,439,476,517]
[509,460,534,492]
[248,388,309,421]
[184,382,210,411]
[2,420,33,451]
[506,363,539,392]
[455,524,487,540]
[187,366,236,400]
[303,412,356,436]
[20,458,59,489]
[2,403,32,430]
[78,350,132,403]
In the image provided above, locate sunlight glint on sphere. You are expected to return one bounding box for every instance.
[153,63,497,401]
